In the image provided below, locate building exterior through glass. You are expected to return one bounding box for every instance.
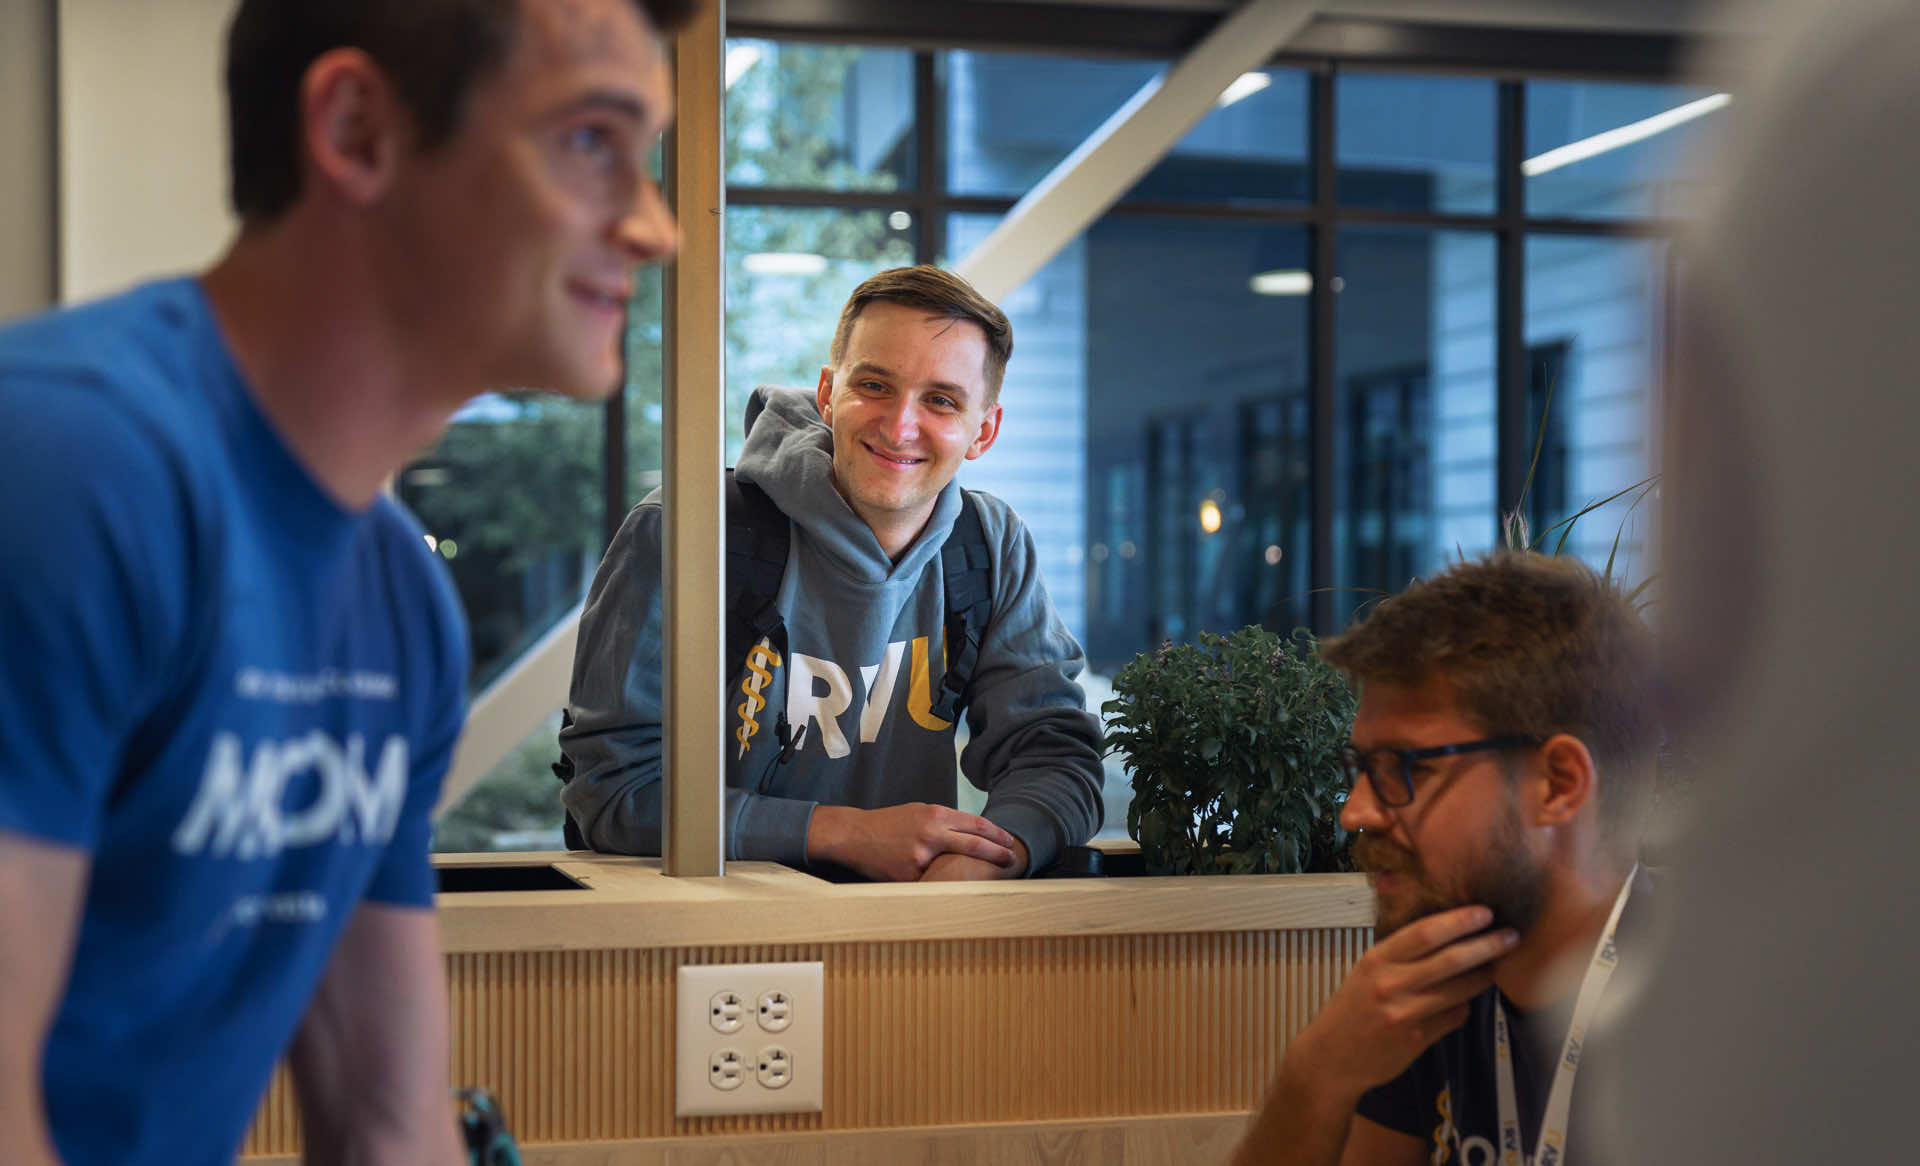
[423,37,1715,848]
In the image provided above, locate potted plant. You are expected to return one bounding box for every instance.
[1104,626,1357,876]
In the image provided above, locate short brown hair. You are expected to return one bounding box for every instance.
[828,266,1014,402]
[226,0,702,222]
[1322,552,1659,844]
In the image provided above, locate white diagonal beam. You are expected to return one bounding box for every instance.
[956,0,1322,303]
[435,605,581,819]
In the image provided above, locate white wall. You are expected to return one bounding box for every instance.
[0,0,56,322]
[57,0,237,302]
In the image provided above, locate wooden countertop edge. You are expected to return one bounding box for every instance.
[431,852,1375,952]
[244,1112,1255,1164]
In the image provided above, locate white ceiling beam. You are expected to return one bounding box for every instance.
[435,607,581,819]
[977,0,1746,38]
[955,0,1323,303]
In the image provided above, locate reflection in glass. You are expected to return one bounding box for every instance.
[398,395,603,692]
[948,214,1312,670]
[1334,227,1498,627]
[426,269,669,851]
[946,213,1310,837]
[945,52,1161,197]
[1124,68,1311,206]
[624,263,665,506]
[1337,73,1497,214]
[432,712,569,852]
[1526,81,1726,220]
[725,206,916,456]
[1523,236,1666,591]
[725,40,915,192]
[946,54,1310,207]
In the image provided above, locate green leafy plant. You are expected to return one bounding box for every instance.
[1105,626,1357,876]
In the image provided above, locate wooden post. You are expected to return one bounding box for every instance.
[660,0,727,877]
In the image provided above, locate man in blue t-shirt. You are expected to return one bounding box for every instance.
[1231,554,1660,1166]
[0,2,694,1163]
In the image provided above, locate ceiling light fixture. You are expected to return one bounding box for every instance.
[743,252,829,276]
[1216,72,1272,109]
[1249,269,1312,296]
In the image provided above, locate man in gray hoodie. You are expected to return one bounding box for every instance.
[560,266,1105,881]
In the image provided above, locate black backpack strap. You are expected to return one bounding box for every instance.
[553,709,587,849]
[557,471,793,850]
[930,490,995,723]
[726,469,791,680]
[728,471,798,778]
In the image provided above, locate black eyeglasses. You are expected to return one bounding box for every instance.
[1338,735,1543,808]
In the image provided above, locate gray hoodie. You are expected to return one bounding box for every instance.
[560,386,1104,873]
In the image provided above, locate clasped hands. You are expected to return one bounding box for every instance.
[805,802,1029,882]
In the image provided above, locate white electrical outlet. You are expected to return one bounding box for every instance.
[709,991,745,1034]
[755,1045,793,1089]
[709,1048,746,1091]
[756,989,793,1032]
[676,962,823,1117]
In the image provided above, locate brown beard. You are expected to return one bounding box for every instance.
[1354,809,1546,943]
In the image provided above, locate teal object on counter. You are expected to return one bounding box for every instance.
[456,1088,523,1166]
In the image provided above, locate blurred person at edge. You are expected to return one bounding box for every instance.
[1592,0,1920,1161]
[0,1,696,1163]
[1233,552,1660,1166]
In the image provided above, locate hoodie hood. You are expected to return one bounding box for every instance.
[734,385,962,586]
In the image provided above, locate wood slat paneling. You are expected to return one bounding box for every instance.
[243,929,1367,1157]
[245,1112,1251,1166]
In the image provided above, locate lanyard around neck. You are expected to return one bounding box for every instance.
[1492,865,1638,1166]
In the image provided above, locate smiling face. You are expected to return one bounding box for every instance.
[1340,673,1548,943]
[374,0,678,402]
[815,301,1003,555]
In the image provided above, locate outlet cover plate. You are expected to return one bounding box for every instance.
[676,962,823,1116]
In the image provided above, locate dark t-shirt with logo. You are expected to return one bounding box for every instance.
[1355,869,1652,1166]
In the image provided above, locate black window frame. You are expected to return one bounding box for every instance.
[608,22,1695,637]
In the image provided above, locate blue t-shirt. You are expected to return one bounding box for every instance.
[0,279,469,1165]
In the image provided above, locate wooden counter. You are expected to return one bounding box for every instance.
[429,850,1374,950]
[243,853,1376,1165]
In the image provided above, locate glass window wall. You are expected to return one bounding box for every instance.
[1523,235,1668,592]
[945,53,1160,197]
[726,41,916,192]
[1337,73,1497,214]
[1333,227,1498,625]
[429,40,1702,847]
[726,206,917,453]
[1526,81,1725,220]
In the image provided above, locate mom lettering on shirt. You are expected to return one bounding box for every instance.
[172,729,409,859]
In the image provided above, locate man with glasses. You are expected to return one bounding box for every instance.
[1234,552,1658,1166]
